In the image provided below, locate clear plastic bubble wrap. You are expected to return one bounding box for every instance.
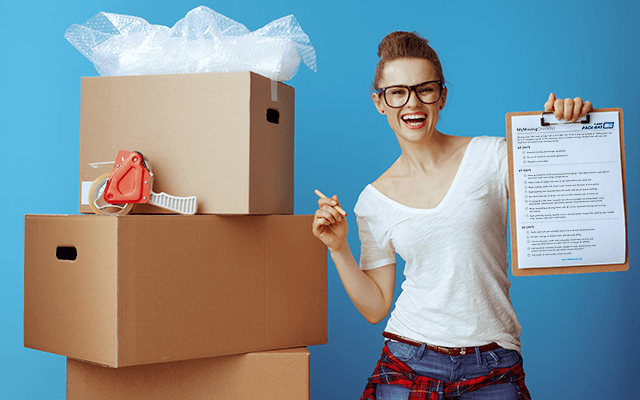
[64,6,316,81]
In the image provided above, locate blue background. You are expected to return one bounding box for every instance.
[1,0,638,398]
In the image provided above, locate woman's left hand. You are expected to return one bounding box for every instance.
[544,93,593,122]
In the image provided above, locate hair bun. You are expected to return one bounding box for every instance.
[373,31,443,90]
[377,31,429,59]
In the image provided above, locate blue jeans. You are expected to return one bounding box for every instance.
[377,341,524,400]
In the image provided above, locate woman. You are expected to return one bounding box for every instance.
[312,31,592,400]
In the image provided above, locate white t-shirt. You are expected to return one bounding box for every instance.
[354,136,522,352]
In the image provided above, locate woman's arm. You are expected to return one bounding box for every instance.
[312,195,396,324]
[331,245,396,324]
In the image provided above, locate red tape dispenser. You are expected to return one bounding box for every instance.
[88,150,198,215]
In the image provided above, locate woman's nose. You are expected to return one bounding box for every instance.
[406,89,421,106]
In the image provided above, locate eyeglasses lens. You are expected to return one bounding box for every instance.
[384,82,441,108]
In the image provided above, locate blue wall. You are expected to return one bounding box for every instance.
[1,1,638,398]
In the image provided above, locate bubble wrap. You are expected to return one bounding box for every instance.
[64,6,316,81]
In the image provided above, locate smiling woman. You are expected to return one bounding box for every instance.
[311,31,592,400]
[371,57,453,150]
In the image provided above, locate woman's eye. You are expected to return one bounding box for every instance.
[389,88,407,96]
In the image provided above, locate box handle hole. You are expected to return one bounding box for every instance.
[56,246,77,261]
[266,108,280,124]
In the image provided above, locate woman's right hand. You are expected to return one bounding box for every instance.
[312,194,349,252]
[544,93,592,122]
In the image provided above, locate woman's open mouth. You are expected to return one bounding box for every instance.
[401,113,427,128]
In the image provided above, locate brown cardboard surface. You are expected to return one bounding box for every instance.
[67,348,309,400]
[24,215,326,367]
[79,71,294,215]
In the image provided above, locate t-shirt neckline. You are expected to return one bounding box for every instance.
[366,136,477,213]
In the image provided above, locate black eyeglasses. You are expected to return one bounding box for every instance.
[377,80,445,108]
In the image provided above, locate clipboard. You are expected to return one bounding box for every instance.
[506,108,628,276]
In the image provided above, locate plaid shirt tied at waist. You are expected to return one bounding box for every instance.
[360,342,531,400]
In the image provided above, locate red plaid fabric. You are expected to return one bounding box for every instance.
[360,342,531,400]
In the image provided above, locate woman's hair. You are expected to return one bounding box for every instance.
[373,31,444,90]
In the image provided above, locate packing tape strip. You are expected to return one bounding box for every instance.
[271,80,278,102]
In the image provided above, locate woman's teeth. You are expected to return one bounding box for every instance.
[402,114,426,126]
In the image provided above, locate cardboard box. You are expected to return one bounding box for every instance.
[67,348,310,400]
[24,215,326,367]
[79,71,294,215]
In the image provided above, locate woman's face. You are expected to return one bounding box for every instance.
[372,58,446,144]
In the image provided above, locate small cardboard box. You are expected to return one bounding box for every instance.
[67,348,310,400]
[79,71,294,215]
[24,215,326,367]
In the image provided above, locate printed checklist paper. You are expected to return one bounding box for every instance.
[509,110,626,270]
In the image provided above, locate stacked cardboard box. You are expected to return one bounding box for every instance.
[24,72,327,399]
[78,71,295,215]
[66,348,311,400]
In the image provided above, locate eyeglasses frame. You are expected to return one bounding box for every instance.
[376,80,446,109]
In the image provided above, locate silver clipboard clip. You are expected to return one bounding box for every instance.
[540,111,590,126]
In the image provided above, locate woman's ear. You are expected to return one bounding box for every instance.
[372,93,385,114]
[439,87,448,111]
